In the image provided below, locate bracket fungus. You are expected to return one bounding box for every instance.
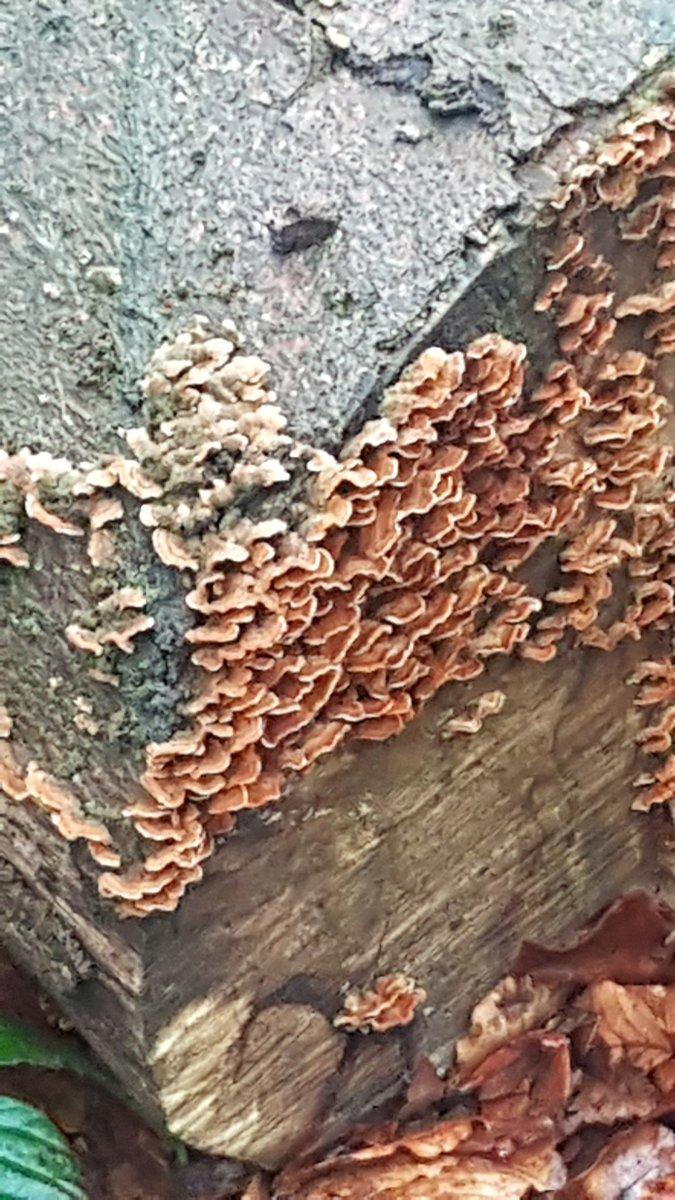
[66,587,154,659]
[334,975,427,1035]
[0,87,673,918]
[0,705,119,870]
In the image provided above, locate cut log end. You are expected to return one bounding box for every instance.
[151,999,345,1167]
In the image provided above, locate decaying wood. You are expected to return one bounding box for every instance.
[0,0,674,1171]
[0,627,666,1163]
[142,637,665,1163]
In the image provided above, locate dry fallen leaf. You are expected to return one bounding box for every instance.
[580,981,675,1083]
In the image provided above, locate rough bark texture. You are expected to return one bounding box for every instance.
[0,0,674,1171]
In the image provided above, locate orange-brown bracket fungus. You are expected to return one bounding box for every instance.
[334,975,427,1034]
[0,86,674,917]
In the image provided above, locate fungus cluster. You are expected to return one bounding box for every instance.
[334,974,427,1034]
[525,102,675,667]
[274,893,675,1200]
[0,89,673,917]
[0,705,118,868]
[0,446,133,571]
[66,587,154,658]
[631,657,675,810]
[101,326,571,915]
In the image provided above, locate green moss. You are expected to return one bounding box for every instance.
[55,744,90,777]
[142,391,180,432]
[138,456,172,485]
[88,571,118,599]
[0,482,23,539]
[323,287,357,316]
[73,328,118,392]
[35,476,89,528]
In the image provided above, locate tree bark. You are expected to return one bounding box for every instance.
[0,0,673,1170]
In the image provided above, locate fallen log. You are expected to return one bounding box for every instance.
[0,0,674,1169]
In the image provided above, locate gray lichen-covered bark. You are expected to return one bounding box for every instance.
[0,0,674,1168]
[3,0,672,454]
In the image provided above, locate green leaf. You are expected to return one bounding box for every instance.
[0,1016,179,1147]
[0,1018,111,1090]
[0,1022,181,1152]
[0,1097,85,1198]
